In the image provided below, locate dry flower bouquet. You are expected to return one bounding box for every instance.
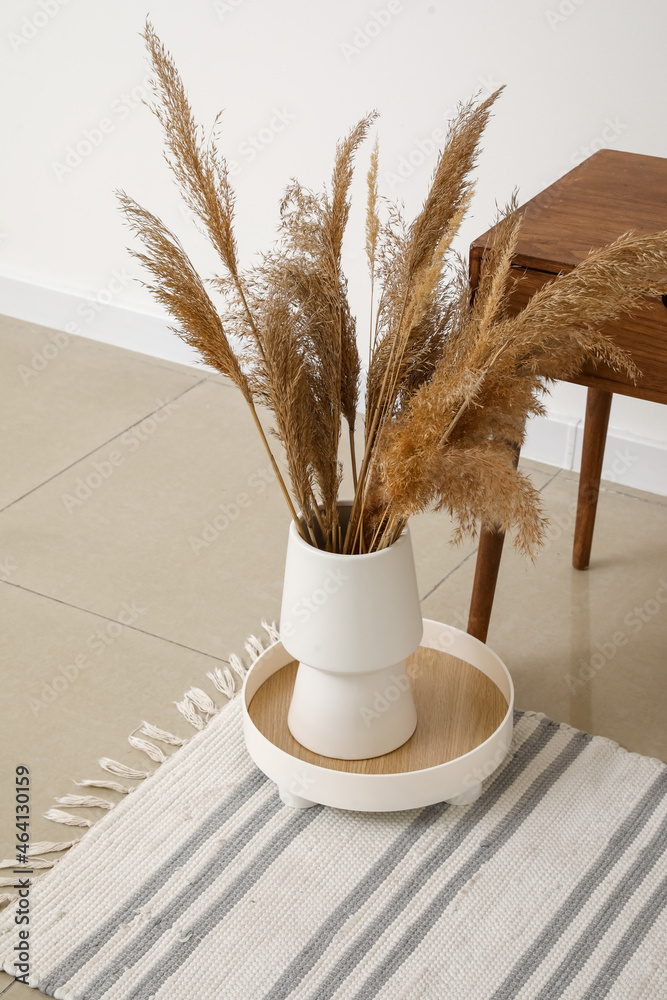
[121,23,667,566]
[117,23,667,772]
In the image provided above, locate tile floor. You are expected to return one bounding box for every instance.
[1,316,666,997]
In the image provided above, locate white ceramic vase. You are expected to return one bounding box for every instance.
[279,503,423,760]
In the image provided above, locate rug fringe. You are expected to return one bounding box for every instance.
[0,875,47,890]
[128,736,168,764]
[0,621,280,910]
[54,795,115,811]
[28,840,79,855]
[262,619,281,643]
[0,874,48,889]
[43,809,94,828]
[245,635,264,659]
[207,666,236,699]
[98,758,151,779]
[0,858,54,871]
[185,687,218,716]
[75,779,134,795]
[228,653,247,680]
[174,697,206,730]
[139,722,187,746]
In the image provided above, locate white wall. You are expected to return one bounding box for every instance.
[2,0,667,488]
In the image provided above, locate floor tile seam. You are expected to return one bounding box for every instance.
[419,459,665,609]
[598,485,667,507]
[419,548,478,603]
[0,379,208,514]
[558,474,667,508]
[539,468,563,492]
[417,468,562,605]
[0,578,230,665]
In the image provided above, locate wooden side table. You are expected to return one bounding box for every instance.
[467,149,667,643]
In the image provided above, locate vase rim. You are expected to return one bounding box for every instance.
[291,501,410,560]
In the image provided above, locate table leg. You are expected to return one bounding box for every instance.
[573,387,612,570]
[467,526,508,643]
[467,444,521,643]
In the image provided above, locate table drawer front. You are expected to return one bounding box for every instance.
[505,267,667,403]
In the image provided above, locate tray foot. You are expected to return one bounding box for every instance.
[279,787,317,809]
[446,781,483,805]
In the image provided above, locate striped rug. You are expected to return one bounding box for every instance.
[1,634,666,998]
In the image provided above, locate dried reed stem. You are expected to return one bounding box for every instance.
[247,404,308,540]
[121,29,667,557]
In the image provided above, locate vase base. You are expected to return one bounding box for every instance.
[287,659,418,761]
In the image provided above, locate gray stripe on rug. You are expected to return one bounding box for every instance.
[349,729,593,1000]
[263,804,448,1000]
[489,767,667,1000]
[532,811,667,998]
[82,790,286,1000]
[583,868,667,998]
[263,716,556,1000]
[125,804,325,1000]
[39,767,268,997]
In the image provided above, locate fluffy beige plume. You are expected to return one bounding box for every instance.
[142,20,239,281]
[374,222,667,553]
[365,136,380,280]
[118,193,249,397]
[120,26,667,556]
[408,88,503,278]
[364,90,500,438]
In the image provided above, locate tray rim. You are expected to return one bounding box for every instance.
[242,619,514,783]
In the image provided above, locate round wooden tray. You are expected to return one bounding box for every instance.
[242,619,514,812]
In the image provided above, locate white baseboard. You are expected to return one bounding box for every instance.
[2,271,666,497]
[0,271,202,369]
[523,412,667,497]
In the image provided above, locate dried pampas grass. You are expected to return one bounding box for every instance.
[119,21,667,555]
